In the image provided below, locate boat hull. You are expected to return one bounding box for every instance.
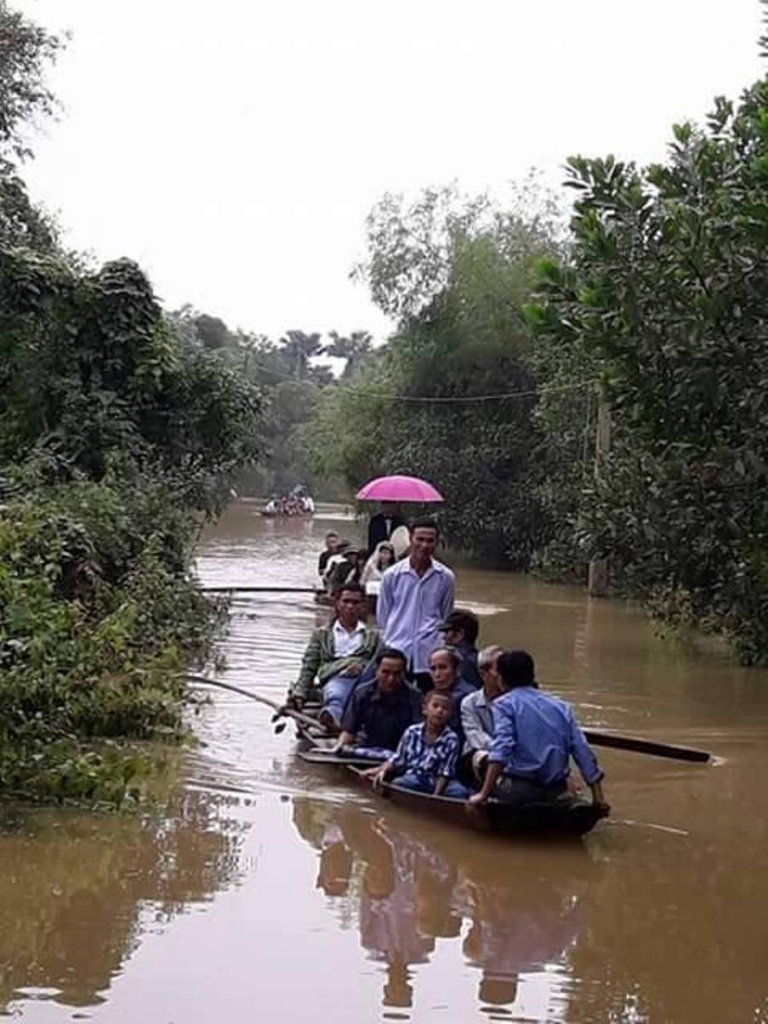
[348,767,604,837]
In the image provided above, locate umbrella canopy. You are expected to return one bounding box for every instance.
[356,475,444,503]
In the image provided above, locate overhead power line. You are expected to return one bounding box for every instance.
[243,356,596,404]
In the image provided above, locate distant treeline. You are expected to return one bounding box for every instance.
[167,311,373,500]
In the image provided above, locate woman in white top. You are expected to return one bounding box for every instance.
[361,542,396,611]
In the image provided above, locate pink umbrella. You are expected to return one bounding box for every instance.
[356,475,444,503]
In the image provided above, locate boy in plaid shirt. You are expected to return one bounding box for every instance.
[370,691,469,798]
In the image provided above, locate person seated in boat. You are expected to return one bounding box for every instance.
[265,497,278,514]
[336,647,423,756]
[326,546,366,593]
[321,538,352,589]
[360,541,396,612]
[438,609,482,688]
[368,691,468,799]
[361,541,396,590]
[317,531,341,578]
[286,583,380,730]
[460,644,505,781]
[425,647,475,747]
[467,651,609,813]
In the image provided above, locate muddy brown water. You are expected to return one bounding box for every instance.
[2,501,768,1023]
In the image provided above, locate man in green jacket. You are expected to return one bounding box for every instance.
[287,582,380,730]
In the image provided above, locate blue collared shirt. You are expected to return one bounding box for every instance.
[488,686,603,786]
[376,558,455,673]
[392,722,461,783]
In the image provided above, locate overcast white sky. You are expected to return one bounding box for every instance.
[14,0,766,340]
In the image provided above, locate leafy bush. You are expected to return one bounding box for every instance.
[0,476,227,804]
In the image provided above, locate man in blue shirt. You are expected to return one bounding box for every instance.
[377,518,455,693]
[467,651,609,813]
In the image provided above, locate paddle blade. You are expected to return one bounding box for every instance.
[274,722,287,734]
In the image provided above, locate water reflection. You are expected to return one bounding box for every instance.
[292,797,592,1021]
[0,791,247,1014]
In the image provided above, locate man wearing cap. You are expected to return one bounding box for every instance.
[377,518,455,693]
[438,608,481,688]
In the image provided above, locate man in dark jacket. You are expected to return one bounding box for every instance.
[438,609,482,688]
[367,502,405,555]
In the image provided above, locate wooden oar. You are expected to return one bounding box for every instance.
[583,728,712,763]
[185,676,711,762]
[299,749,385,768]
[185,674,324,733]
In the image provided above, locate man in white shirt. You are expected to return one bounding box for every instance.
[461,645,505,779]
[376,519,455,692]
[287,583,380,729]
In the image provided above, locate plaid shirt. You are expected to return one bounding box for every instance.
[392,723,461,783]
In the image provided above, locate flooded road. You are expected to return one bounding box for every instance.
[3,500,768,1023]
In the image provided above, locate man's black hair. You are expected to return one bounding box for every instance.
[496,650,536,688]
[333,582,365,599]
[440,608,479,645]
[375,646,408,667]
[424,689,453,707]
[409,516,439,535]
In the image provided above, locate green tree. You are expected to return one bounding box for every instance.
[281,329,323,380]
[530,74,768,662]
[323,330,374,378]
[0,251,262,510]
[309,184,564,563]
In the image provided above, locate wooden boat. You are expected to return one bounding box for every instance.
[297,741,606,838]
[259,508,313,518]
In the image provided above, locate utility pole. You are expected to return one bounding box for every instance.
[587,393,611,597]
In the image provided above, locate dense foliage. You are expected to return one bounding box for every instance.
[0,477,227,803]
[0,2,263,803]
[530,77,768,663]
[307,66,768,663]
[169,307,372,498]
[308,183,566,564]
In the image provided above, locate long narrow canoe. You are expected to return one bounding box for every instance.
[347,766,606,837]
[297,742,606,838]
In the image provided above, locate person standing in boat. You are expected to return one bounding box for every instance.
[377,518,455,693]
[367,502,406,556]
[467,651,609,813]
[286,583,380,730]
